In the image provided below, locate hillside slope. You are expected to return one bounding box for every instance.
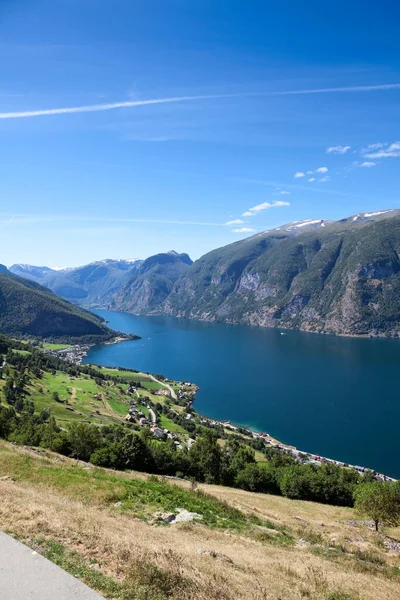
[162,210,400,336]
[112,251,193,313]
[0,267,116,341]
[0,442,399,600]
[10,259,142,308]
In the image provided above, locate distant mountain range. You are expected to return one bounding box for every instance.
[0,265,119,342]
[10,209,400,337]
[111,251,193,313]
[10,259,143,308]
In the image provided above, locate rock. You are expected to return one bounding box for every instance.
[171,509,203,524]
[89,563,101,571]
[0,475,15,482]
[151,511,176,525]
[296,539,311,548]
[219,554,234,564]
[114,502,122,507]
[153,508,203,525]
[343,520,378,527]
[317,522,324,527]
[163,513,177,524]
[384,538,400,552]
[197,548,233,563]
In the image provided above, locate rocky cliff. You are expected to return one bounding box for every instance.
[161,210,400,336]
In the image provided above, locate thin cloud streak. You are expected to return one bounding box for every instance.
[0,83,399,120]
[234,177,374,201]
[0,214,223,227]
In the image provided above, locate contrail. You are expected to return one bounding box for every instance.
[0,83,399,120]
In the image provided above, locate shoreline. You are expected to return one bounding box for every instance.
[104,306,400,340]
[77,337,397,483]
[189,403,397,483]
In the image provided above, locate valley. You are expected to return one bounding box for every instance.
[11,209,400,338]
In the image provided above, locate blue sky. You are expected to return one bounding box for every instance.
[0,0,399,267]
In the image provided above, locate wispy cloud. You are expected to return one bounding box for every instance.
[360,161,377,168]
[0,214,223,227]
[250,200,290,212]
[279,190,291,195]
[361,141,400,159]
[327,145,351,154]
[236,177,374,201]
[232,227,256,233]
[225,219,244,225]
[319,176,330,182]
[242,200,290,217]
[0,214,16,229]
[1,83,399,120]
[297,167,327,183]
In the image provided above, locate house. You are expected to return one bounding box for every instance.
[151,426,166,439]
[187,438,196,449]
[139,417,149,426]
[154,389,170,397]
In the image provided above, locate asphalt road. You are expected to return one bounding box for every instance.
[0,531,105,600]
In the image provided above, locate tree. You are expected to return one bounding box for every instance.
[235,462,279,494]
[119,432,154,472]
[68,423,103,462]
[189,431,221,483]
[353,482,400,532]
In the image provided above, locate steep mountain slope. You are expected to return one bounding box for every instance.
[112,251,193,313]
[162,210,400,336]
[0,266,117,341]
[10,259,142,307]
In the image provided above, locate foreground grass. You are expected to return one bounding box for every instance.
[0,444,265,532]
[0,441,399,600]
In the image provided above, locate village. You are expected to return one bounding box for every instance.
[42,344,397,483]
[122,378,198,451]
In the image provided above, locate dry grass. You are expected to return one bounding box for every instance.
[0,441,399,600]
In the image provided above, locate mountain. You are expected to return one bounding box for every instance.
[159,209,400,337]
[0,265,118,341]
[10,258,142,308]
[10,209,400,337]
[111,251,193,313]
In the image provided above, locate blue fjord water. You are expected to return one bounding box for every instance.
[84,310,400,478]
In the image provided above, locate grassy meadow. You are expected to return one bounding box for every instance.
[0,441,399,600]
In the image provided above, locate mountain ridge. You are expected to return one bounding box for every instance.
[0,265,119,341]
[9,209,400,337]
[10,258,143,308]
[159,209,400,336]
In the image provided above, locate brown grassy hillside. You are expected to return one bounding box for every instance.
[0,441,399,600]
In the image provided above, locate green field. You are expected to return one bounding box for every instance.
[27,372,124,426]
[42,343,72,351]
[1,347,196,441]
[159,414,187,434]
